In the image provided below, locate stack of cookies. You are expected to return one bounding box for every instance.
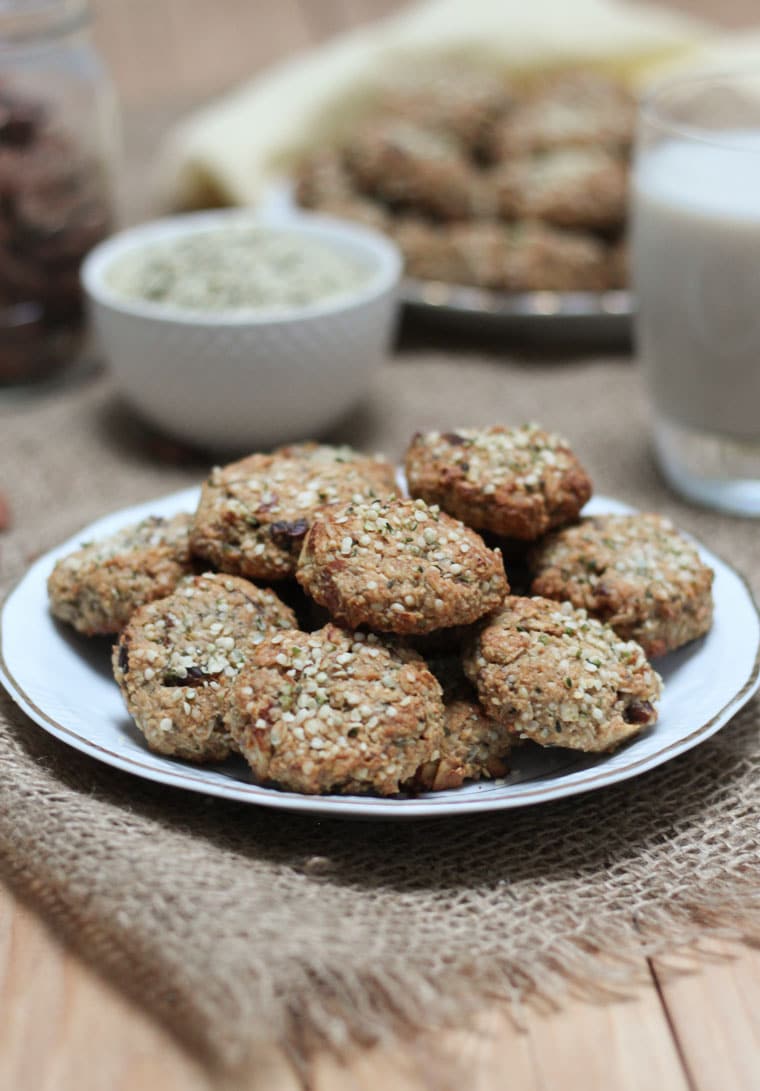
[296,69,633,292]
[48,428,714,797]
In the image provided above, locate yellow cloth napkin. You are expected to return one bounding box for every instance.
[158,0,710,210]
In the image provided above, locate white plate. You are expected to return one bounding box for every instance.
[1,489,758,819]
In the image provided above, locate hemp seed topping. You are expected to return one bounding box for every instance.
[48,513,194,636]
[464,595,661,752]
[530,514,714,657]
[296,495,508,633]
[113,573,297,762]
[229,623,445,795]
[405,423,592,540]
[106,226,368,313]
[190,442,398,580]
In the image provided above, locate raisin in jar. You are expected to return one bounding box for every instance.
[0,0,118,383]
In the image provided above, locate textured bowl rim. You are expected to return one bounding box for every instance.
[81,209,403,326]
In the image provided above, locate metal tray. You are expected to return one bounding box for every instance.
[400,280,633,344]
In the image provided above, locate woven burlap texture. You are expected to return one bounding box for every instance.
[1,356,759,1072]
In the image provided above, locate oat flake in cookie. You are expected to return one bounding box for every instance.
[190,443,398,581]
[346,120,493,222]
[393,220,610,292]
[296,496,508,634]
[411,672,512,791]
[47,514,193,636]
[489,71,636,160]
[113,573,297,762]
[229,624,445,795]
[405,425,592,541]
[495,147,628,232]
[464,596,662,753]
[530,514,714,658]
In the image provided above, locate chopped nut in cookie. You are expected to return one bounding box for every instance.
[464,595,661,753]
[297,495,508,634]
[229,623,445,795]
[405,424,592,540]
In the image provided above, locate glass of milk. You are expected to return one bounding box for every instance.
[633,71,760,516]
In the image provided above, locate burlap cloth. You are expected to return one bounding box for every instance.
[1,351,759,1074]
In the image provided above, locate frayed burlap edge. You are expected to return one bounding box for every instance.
[2,694,759,1076]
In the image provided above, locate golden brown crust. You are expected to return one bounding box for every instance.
[345,120,495,221]
[607,236,629,289]
[190,443,398,581]
[374,68,514,154]
[405,425,592,541]
[48,513,194,636]
[489,71,636,159]
[463,595,662,753]
[529,514,714,657]
[411,686,512,791]
[112,573,297,762]
[293,68,634,293]
[229,624,445,795]
[296,496,508,634]
[495,147,628,231]
[499,223,611,292]
[295,151,390,231]
[392,219,610,292]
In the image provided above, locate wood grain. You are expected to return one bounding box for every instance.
[4,1,760,1088]
[653,943,760,1091]
[1,882,698,1091]
[0,887,211,1091]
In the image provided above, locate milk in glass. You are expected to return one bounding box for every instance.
[633,132,760,514]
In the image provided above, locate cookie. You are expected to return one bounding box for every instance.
[529,514,714,658]
[190,443,398,581]
[375,67,513,155]
[411,664,512,790]
[391,219,505,287]
[495,147,628,231]
[296,496,508,634]
[346,120,494,221]
[490,71,636,159]
[464,596,662,752]
[405,425,592,541]
[607,236,629,289]
[229,624,445,795]
[499,222,611,291]
[48,513,194,636]
[294,150,357,208]
[295,150,390,232]
[393,219,610,291]
[113,573,297,762]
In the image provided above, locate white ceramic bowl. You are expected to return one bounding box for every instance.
[81,210,402,451]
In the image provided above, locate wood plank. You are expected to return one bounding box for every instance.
[92,0,314,109]
[664,0,760,27]
[298,0,405,40]
[308,976,693,1091]
[91,0,404,112]
[523,983,693,1091]
[653,942,760,1091]
[1,878,688,1091]
[0,885,212,1091]
[310,1008,539,1091]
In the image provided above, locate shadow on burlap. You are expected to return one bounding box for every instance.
[1,357,758,1073]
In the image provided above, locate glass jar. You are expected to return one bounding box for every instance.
[0,0,118,383]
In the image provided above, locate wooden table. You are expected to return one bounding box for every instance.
[2,3,760,1088]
